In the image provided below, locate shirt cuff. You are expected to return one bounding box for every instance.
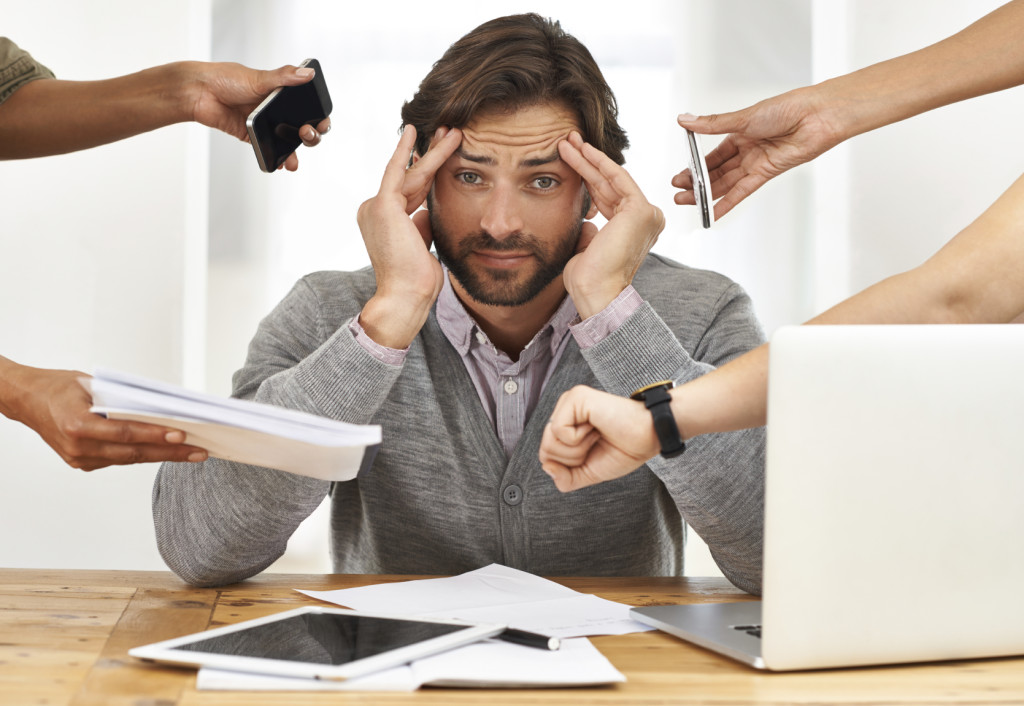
[347,316,409,366]
[569,286,644,350]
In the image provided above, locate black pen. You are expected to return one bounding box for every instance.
[497,627,561,651]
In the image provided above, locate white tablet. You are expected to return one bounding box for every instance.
[129,606,505,681]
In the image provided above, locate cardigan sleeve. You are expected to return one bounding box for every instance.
[153,274,405,586]
[579,264,767,595]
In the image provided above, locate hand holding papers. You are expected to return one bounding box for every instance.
[87,368,380,480]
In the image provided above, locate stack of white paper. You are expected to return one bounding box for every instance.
[87,368,381,481]
[199,564,646,691]
[198,637,624,691]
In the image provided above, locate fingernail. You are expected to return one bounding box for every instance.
[321,123,331,134]
[165,431,185,443]
[296,67,314,78]
[188,451,207,463]
[678,113,697,122]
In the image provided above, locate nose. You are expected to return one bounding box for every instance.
[479,184,524,239]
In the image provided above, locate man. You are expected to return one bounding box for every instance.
[153,14,766,594]
[0,37,329,470]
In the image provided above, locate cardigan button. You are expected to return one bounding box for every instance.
[502,484,523,506]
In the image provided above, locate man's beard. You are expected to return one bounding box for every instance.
[430,210,581,307]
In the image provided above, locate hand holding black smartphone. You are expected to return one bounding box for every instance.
[246,58,333,172]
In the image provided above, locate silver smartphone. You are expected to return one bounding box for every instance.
[246,58,333,172]
[685,129,714,228]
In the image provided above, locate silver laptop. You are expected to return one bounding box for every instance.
[632,325,1024,670]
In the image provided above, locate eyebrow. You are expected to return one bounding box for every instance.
[456,147,563,169]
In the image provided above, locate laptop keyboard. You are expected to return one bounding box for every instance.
[732,624,762,638]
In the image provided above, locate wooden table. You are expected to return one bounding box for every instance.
[3,568,1023,705]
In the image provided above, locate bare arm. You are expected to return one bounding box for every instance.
[0,356,208,471]
[542,172,1024,488]
[678,171,1024,432]
[0,61,329,168]
[676,0,1024,218]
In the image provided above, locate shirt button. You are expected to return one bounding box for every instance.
[475,331,488,345]
[503,484,523,506]
[503,379,519,395]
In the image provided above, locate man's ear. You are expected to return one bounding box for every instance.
[581,188,598,220]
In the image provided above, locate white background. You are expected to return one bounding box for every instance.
[2,0,1021,577]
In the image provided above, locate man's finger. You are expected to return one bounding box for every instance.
[409,127,462,177]
[380,126,420,192]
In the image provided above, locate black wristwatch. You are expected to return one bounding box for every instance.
[630,380,686,458]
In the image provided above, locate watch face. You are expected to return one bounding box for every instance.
[631,380,675,401]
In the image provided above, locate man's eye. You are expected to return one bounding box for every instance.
[533,177,556,189]
[458,173,481,185]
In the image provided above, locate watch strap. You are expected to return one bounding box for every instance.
[630,381,686,458]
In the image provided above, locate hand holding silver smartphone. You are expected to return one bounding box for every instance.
[246,58,333,172]
[684,128,714,228]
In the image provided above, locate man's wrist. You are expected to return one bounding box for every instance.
[358,294,433,350]
[570,285,643,350]
[568,278,631,321]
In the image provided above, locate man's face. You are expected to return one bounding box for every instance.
[429,103,589,308]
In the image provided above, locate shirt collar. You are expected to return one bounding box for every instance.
[436,267,578,358]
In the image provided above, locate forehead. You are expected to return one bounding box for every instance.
[457,102,580,165]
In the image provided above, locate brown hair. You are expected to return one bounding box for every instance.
[401,13,629,165]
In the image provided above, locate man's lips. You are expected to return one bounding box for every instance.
[471,250,534,268]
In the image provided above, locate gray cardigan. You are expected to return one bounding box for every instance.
[153,253,767,593]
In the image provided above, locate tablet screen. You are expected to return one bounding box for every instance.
[176,612,465,666]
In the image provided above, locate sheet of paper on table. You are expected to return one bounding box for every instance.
[297,563,655,638]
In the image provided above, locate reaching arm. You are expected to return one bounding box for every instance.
[542,171,1024,491]
[0,60,329,168]
[0,356,208,471]
[676,170,1024,431]
[675,0,1024,218]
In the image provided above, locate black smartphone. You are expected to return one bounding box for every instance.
[245,58,332,172]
